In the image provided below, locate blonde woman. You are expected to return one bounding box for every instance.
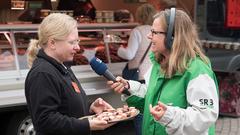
[108,9,219,135]
[25,13,113,135]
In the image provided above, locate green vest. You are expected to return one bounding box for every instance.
[126,53,218,135]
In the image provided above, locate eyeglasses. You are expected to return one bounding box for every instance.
[150,29,166,36]
[55,39,80,46]
[67,39,80,46]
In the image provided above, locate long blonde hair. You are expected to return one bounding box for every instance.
[154,9,208,78]
[27,13,77,67]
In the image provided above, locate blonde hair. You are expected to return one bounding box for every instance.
[27,13,77,67]
[135,4,156,25]
[154,9,208,78]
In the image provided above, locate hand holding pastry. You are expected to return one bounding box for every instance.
[90,98,114,114]
[88,118,114,130]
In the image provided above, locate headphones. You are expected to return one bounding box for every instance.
[165,8,176,50]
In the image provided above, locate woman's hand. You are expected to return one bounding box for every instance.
[90,98,113,114]
[149,101,167,121]
[107,76,129,94]
[88,118,115,130]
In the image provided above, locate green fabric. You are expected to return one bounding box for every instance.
[126,52,218,135]
[126,95,145,114]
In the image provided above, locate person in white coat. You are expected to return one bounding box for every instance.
[117,4,156,135]
[118,4,156,82]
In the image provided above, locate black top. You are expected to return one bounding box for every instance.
[25,49,91,135]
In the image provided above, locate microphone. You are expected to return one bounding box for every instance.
[90,57,131,96]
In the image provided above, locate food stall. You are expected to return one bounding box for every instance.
[0,20,138,135]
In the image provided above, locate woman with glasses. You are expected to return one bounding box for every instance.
[25,13,114,135]
[107,9,219,135]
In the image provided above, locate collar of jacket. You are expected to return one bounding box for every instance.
[37,49,69,75]
[149,51,183,78]
[157,70,183,79]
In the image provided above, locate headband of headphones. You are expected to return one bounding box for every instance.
[165,8,176,50]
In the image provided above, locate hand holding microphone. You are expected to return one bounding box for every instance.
[107,76,130,95]
[90,57,131,96]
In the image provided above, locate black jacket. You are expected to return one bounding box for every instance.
[25,49,91,135]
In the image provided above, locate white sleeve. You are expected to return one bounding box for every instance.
[117,28,141,60]
[157,74,219,135]
[143,65,152,86]
[128,80,147,98]
[121,66,152,101]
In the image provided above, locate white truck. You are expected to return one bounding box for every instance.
[0,23,137,135]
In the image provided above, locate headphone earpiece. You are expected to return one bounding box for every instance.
[165,8,176,50]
